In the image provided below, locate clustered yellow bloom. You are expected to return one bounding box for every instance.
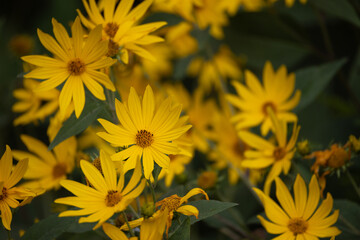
[254,174,340,240]
[5,1,348,240]
[55,150,146,229]
[0,146,36,230]
[97,85,192,179]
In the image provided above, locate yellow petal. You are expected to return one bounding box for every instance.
[275,177,297,218]
[5,159,28,189]
[52,18,74,58]
[303,175,320,220]
[128,87,144,129]
[177,205,199,217]
[72,76,85,118]
[80,160,108,193]
[253,188,289,225]
[102,223,129,240]
[142,85,155,129]
[71,17,83,57]
[37,28,68,61]
[180,188,209,205]
[0,202,12,230]
[142,148,153,179]
[0,145,13,182]
[294,174,307,217]
[257,215,287,234]
[100,150,117,190]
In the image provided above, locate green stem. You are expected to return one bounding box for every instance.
[122,211,135,237]
[7,229,12,240]
[147,179,157,204]
[128,205,140,219]
[346,171,360,200]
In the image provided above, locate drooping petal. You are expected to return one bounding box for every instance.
[102,223,129,240]
[180,188,209,205]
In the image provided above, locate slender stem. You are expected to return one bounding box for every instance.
[147,179,157,204]
[7,229,12,240]
[122,211,135,237]
[312,5,335,60]
[346,171,360,200]
[128,205,140,219]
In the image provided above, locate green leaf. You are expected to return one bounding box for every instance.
[311,0,360,27]
[224,32,310,70]
[333,199,360,240]
[189,200,238,224]
[295,58,347,111]
[21,214,95,240]
[349,46,360,94]
[169,217,191,240]
[48,98,103,150]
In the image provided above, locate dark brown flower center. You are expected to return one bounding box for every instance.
[107,39,120,57]
[68,58,86,75]
[0,187,8,201]
[273,147,286,161]
[262,101,277,115]
[52,163,67,179]
[105,190,122,207]
[136,130,154,148]
[288,218,308,235]
[104,22,119,38]
[158,195,182,212]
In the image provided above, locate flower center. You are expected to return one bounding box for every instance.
[67,58,86,75]
[107,39,120,57]
[158,195,182,212]
[288,218,308,235]
[105,190,122,207]
[169,154,176,162]
[0,187,8,201]
[104,22,119,38]
[273,147,286,161]
[92,157,103,174]
[233,141,246,157]
[52,163,67,179]
[262,101,277,115]
[136,130,154,148]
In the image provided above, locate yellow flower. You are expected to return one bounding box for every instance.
[21,17,116,118]
[55,150,146,229]
[97,85,192,179]
[164,22,198,57]
[12,134,77,191]
[188,45,241,92]
[77,0,166,62]
[122,188,209,237]
[239,111,300,194]
[197,171,217,189]
[156,188,209,236]
[0,146,35,230]
[9,34,34,56]
[12,78,60,126]
[227,61,301,136]
[253,174,341,240]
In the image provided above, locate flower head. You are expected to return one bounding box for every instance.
[21,17,117,118]
[55,150,146,229]
[78,0,166,62]
[97,85,192,179]
[239,110,300,194]
[12,78,60,126]
[12,134,77,191]
[227,61,301,135]
[122,188,209,237]
[254,174,341,240]
[0,146,35,230]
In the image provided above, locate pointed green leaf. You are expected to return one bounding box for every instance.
[295,58,347,111]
